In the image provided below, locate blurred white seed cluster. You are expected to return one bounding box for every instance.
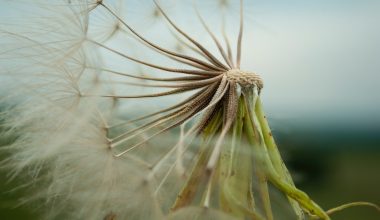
[0,0,261,219]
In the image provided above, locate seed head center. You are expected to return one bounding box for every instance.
[225,69,263,89]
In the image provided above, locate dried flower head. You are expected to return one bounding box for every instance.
[0,0,379,220]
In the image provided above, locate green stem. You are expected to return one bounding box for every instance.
[255,97,305,220]
[244,92,329,220]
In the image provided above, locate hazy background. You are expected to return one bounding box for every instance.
[1,0,379,219]
[250,1,380,219]
[246,0,380,119]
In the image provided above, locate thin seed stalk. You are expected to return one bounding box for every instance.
[219,97,259,219]
[171,111,223,211]
[243,92,274,220]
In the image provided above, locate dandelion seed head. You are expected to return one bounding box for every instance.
[1,0,374,219]
[0,0,295,218]
[225,69,263,89]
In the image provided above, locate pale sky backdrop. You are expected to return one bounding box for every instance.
[242,0,380,121]
[0,0,379,123]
